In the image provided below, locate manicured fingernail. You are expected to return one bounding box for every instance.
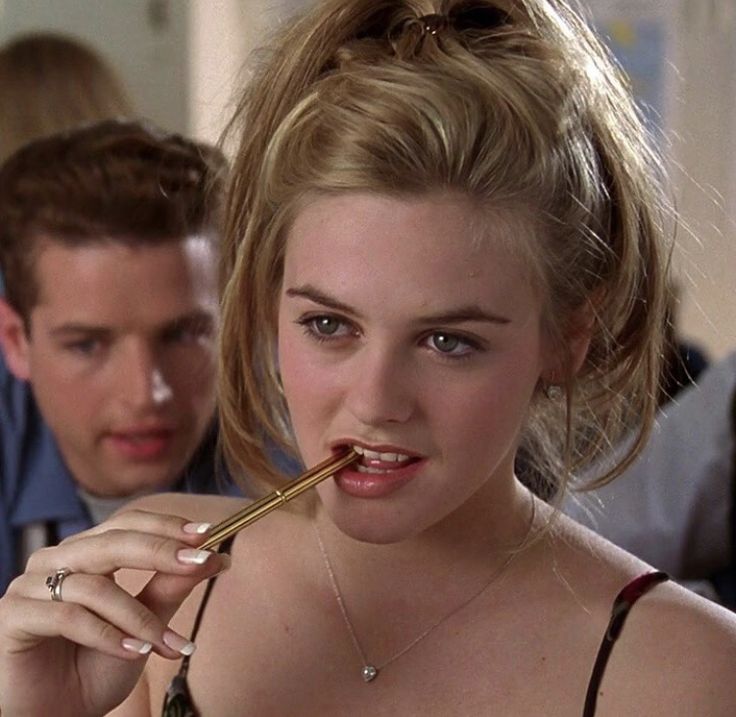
[177,549,212,565]
[163,630,196,656]
[183,522,211,535]
[122,638,153,655]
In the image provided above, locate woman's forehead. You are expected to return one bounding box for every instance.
[284,191,541,278]
[281,192,543,323]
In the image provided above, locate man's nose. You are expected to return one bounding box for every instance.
[121,343,173,409]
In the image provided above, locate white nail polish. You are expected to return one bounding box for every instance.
[163,630,197,655]
[183,522,212,535]
[122,638,153,655]
[177,548,212,565]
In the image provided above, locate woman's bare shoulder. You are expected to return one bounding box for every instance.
[593,579,736,715]
[536,504,655,590]
[547,512,736,715]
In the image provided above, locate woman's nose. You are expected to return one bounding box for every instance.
[344,348,415,426]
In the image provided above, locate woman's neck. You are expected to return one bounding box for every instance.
[312,475,537,592]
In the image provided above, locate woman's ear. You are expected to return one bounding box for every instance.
[0,298,32,381]
[540,297,596,386]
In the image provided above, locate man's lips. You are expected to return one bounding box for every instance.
[104,428,175,460]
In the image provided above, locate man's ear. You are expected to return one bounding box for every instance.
[0,297,32,380]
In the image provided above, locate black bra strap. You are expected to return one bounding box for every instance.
[729,385,736,578]
[162,535,234,717]
[178,535,235,678]
[583,571,669,717]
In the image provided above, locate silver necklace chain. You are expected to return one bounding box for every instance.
[313,522,519,683]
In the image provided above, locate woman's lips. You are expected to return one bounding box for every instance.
[334,450,423,498]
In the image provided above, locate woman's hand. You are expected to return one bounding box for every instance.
[0,509,229,717]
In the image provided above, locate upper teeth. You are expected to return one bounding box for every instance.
[352,445,410,462]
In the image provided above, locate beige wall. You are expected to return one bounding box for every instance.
[587,0,736,359]
[188,0,310,145]
[668,1,736,359]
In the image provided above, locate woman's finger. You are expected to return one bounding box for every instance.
[24,530,226,578]
[8,571,199,659]
[0,592,158,660]
[59,508,214,546]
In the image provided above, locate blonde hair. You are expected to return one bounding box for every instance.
[219,0,671,499]
[0,33,133,162]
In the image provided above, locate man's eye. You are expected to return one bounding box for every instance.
[64,339,101,356]
[167,327,196,343]
[164,321,213,344]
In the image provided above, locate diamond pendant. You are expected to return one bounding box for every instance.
[362,665,378,682]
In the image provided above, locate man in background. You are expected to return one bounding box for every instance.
[564,350,736,609]
[0,119,232,593]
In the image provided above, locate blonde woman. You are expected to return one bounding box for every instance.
[0,33,133,162]
[1,2,735,715]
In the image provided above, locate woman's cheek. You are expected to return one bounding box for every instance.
[279,338,333,448]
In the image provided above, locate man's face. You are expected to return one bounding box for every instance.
[1,236,219,497]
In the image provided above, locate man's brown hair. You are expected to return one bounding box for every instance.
[0,119,226,324]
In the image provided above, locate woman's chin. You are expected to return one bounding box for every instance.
[316,492,425,545]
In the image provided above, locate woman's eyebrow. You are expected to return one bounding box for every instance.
[415,306,511,326]
[285,285,510,325]
[285,285,363,318]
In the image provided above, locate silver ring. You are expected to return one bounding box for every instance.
[45,567,73,602]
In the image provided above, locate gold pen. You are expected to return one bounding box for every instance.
[199,448,358,551]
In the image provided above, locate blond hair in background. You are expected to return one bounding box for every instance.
[0,33,133,162]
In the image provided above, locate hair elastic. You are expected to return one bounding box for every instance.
[416,13,449,36]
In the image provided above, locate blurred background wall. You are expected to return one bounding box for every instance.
[1,0,734,358]
[587,0,736,361]
[0,0,190,133]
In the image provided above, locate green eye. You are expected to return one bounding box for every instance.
[431,333,461,353]
[314,316,341,335]
[296,313,354,343]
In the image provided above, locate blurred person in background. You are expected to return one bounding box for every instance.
[0,32,134,163]
[658,280,709,407]
[564,350,736,608]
